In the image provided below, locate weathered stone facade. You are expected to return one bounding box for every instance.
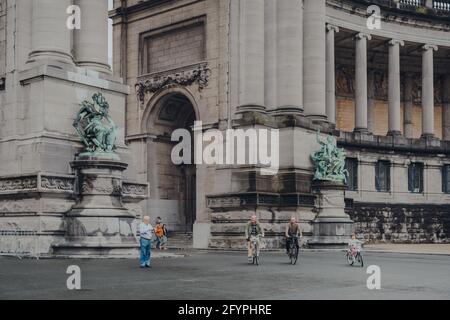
[0,0,147,257]
[348,203,450,243]
[109,0,450,249]
[1,0,450,256]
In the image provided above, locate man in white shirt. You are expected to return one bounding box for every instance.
[139,216,154,268]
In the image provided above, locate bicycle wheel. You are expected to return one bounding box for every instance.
[253,242,259,266]
[346,252,354,266]
[291,246,299,265]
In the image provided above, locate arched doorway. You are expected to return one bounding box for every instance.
[145,91,197,233]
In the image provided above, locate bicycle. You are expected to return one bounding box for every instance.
[287,236,299,265]
[249,235,261,266]
[346,244,364,267]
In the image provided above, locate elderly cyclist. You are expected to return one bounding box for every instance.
[245,215,264,262]
[285,217,302,254]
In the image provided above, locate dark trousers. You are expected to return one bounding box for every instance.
[286,237,299,252]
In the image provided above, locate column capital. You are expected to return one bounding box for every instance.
[422,44,438,52]
[388,39,405,47]
[355,32,372,41]
[326,24,339,33]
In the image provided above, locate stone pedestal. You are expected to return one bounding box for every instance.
[53,157,139,257]
[308,181,354,249]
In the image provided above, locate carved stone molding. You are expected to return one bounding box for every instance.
[0,174,78,195]
[207,193,316,210]
[0,176,38,192]
[207,196,242,209]
[135,63,211,103]
[41,176,74,191]
[122,182,149,197]
[81,177,122,195]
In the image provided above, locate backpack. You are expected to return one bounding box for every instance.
[155,224,164,237]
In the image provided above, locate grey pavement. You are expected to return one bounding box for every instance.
[363,244,450,255]
[0,251,449,300]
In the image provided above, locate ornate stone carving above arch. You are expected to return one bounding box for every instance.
[135,62,211,109]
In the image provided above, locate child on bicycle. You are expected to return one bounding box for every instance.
[348,233,363,254]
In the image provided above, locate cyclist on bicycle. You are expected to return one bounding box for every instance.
[285,217,302,254]
[348,233,363,253]
[245,215,264,262]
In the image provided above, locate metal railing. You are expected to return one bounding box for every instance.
[360,0,450,12]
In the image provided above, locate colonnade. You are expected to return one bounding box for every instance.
[236,0,449,140]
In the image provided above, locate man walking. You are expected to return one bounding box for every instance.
[139,216,154,268]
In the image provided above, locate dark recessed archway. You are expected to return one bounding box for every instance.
[145,91,197,233]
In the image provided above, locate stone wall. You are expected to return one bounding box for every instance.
[348,202,450,243]
[141,18,206,74]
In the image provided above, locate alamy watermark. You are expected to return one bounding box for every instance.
[367,5,382,30]
[66,5,81,30]
[171,121,280,175]
[66,265,81,290]
[366,265,382,290]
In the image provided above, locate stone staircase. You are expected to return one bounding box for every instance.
[165,232,193,251]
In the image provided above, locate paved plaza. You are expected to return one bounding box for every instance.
[1,250,449,300]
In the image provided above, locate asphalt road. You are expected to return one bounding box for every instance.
[1,251,449,300]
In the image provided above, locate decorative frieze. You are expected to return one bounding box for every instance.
[207,196,242,209]
[0,175,78,194]
[0,176,38,192]
[80,177,122,195]
[122,182,149,197]
[135,63,211,103]
[41,176,74,191]
[336,65,444,103]
[207,193,316,210]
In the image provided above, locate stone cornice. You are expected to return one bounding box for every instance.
[19,64,130,95]
[338,132,450,156]
[0,173,148,201]
[207,192,316,210]
[330,0,450,22]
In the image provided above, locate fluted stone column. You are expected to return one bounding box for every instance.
[326,24,339,124]
[421,44,438,138]
[28,0,74,65]
[276,0,303,114]
[238,0,265,112]
[74,0,111,73]
[388,39,404,136]
[354,33,371,132]
[264,0,277,111]
[404,73,414,139]
[303,0,327,121]
[367,70,375,133]
[443,74,450,140]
